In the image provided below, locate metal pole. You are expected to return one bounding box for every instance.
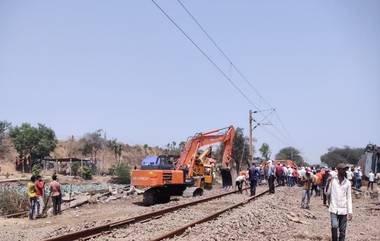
[249,110,253,163]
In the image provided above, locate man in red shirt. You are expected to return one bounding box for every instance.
[35,175,45,217]
[275,163,284,186]
[292,168,298,186]
[49,174,61,215]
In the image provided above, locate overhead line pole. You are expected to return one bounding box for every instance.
[249,110,253,163]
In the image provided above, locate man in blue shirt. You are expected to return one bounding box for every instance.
[248,162,259,196]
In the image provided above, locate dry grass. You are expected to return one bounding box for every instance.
[0,187,29,215]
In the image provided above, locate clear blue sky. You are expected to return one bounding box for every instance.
[1,1,379,163]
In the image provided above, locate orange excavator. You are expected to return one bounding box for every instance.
[131,126,235,205]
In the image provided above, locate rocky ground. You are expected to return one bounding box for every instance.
[172,186,380,241]
[90,186,264,241]
[0,184,379,241]
[0,183,234,241]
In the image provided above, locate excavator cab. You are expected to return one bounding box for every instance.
[140,155,178,170]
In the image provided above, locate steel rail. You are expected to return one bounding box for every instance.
[43,187,249,241]
[150,188,272,241]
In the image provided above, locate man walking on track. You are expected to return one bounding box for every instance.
[267,160,276,194]
[248,162,259,196]
[327,163,352,241]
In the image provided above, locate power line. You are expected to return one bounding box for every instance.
[177,0,273,111]
[151,0,306,158]
[274,111,292,139]
[259,125,289,146]
[176,0,296,145]
[150,0,261,111]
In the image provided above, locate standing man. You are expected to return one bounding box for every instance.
[287,166,293,187]
[248,162,259,196]
[282,164,288,186]
[321,169,330,206]
[275,163,283,185]
[346,167,353,186]
[301,171,312,209]
[358,167,363,189]
[327,163,353,241]
[35,175,45,217]
[368,170,375,191]
[27,175,37,220]
[49,174,62,215]
[267,160,276,194]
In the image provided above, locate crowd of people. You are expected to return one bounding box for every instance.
[234,161,379,241]
[26,174,62,220]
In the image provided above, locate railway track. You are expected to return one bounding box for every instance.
[149,188,272,241]
[43,187,255,241]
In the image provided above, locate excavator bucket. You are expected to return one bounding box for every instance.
[220,168,232,188]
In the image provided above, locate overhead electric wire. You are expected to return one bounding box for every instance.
[177,0,274,111]
[176,0,295,143]
[259,125,289,146]
[151,0,306,158]
[150,0,261,111]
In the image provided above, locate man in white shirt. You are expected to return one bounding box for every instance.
[327,163,352,241]
[267,160,276,194]
[287,166,293,187]
[346,168,353,185]
[367,171,375,191]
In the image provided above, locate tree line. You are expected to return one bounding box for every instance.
[2,120,363,174]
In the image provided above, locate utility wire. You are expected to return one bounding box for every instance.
[152,0,304,157]
[177,0,273,111]
[259,125,289,146]
[151,0,261,111]
[177,0,295,144]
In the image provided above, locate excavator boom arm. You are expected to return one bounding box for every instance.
[175,126,235,178]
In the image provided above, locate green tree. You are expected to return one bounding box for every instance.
[9,123,57,172]
[165,141,181,155]
[113,163,131,184]
[71,162,80,177]
[178,141,186,152]
[0,121,11,154]
[31,164,42,176]
[79,129,104,160]
[259,143,271,161]
[230,128,252,174]
[107,139,123,164]
[275,146,307,166]
[320,146,364,168]
[80,166,92,180]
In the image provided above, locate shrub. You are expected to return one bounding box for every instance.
[114,163,131,184]
[108,165,116,176]
[80,166,92,180]
[71,162,80,176]
[31,164,42,176]
[0,188,29,215]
